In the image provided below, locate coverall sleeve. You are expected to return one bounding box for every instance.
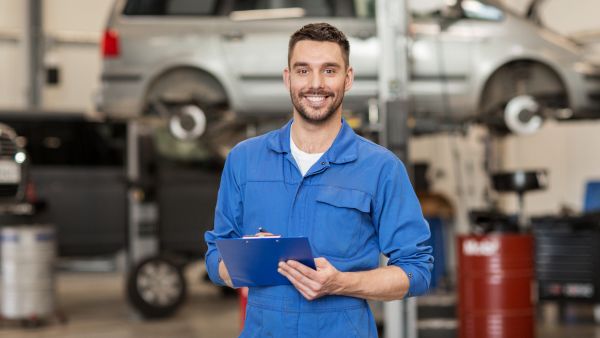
[373,160,433,297]
[204,151,244,286]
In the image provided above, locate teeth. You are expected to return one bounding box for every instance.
[305,96,325,103]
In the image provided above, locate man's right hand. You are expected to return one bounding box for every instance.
[218,260,234,288]
[252,231,277,237]
[219,230,280,287]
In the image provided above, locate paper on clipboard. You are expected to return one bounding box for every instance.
[215,237,315,287]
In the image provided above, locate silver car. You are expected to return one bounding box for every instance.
[97,0,600,154]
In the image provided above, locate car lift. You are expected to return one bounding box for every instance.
[376,0,417,337]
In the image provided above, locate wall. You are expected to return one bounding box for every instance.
[0,0,113,113]
[0,0,27,109]
[42,0,114,113]
[502,120,600,216]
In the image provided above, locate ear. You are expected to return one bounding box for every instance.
[344,66,354,92]
[283,67,291,91]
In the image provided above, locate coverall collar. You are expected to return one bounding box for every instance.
[267,119,358,164]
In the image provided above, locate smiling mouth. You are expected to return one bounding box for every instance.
[302,93,331,107]
[305,95,326,102]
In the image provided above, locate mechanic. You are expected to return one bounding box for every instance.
[205,22,433,337]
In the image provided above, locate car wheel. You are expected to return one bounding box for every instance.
[126,256,187,319]
[479,61,567,134]
[168,103,208,141]
[151,100,249,161]
[145,69,248,161]
[503,95,543,135]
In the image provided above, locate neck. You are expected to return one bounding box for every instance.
[291,113,342,154]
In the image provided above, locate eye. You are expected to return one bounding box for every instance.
[296,68,309,75]
[324,68,336,75]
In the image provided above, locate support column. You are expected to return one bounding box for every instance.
[25,0,43,110]
[376,0,415,338]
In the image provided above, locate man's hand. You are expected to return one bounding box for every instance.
[218,260,234,288]
[278,257,343,301]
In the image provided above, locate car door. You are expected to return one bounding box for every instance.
[220,0,377,116]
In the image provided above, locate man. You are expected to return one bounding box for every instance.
[205,23,433,337]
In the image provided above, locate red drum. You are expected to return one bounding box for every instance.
[457,234,534,338]
[239,287,249,331]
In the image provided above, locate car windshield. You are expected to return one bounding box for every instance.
[461,0,504,21]
[480,0,583,45]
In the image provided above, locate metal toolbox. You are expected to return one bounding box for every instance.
[532,214,600,302]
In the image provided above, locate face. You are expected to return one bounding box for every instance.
[284,40,353,125]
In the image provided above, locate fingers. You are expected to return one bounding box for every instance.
[278,261,325,299]
[219,261,234,288]
[253,232,277,237]
[278,261,321,289]
[277,258,340,301]
[285,260,319,279]
[314,257,331,270]
[278,266,318,300]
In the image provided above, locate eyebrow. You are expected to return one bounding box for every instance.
[292,62,342,69]
[322,62,342,69]
[292,62,310,68]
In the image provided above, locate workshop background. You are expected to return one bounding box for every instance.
[1,0,600,337]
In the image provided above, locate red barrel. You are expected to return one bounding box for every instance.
[238,287,248,331]
[457,234,534,338]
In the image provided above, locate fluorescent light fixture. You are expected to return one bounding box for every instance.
[230,8,306,21]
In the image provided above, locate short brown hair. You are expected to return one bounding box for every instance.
[288,23,350,67]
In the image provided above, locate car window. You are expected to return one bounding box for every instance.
[123,0,220,16]
[461,0,504,21]
[409,0,451,20]
[123,0,374,18]
[354,0,375,18]
[232,0,333,16]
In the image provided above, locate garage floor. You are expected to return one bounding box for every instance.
[0,263,598,338]
[0,263,239,338]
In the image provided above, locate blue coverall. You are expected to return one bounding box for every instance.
[205,119,433,337]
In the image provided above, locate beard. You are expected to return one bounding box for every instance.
[290,88,345,125]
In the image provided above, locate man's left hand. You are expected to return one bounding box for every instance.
[278,257,343,301]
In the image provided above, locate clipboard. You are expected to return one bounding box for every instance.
[215,237,315,287]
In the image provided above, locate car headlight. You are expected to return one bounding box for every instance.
[14,152,26,164]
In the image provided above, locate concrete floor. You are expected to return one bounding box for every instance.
[0,263,239,338]
[0,263,598,338]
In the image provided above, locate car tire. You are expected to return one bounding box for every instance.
[126,256,187,319]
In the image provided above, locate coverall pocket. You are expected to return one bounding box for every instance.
[312,187,372,258]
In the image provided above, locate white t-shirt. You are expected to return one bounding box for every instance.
[290,135,325,176]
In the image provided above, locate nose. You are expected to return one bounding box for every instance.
[310,72,324,89]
